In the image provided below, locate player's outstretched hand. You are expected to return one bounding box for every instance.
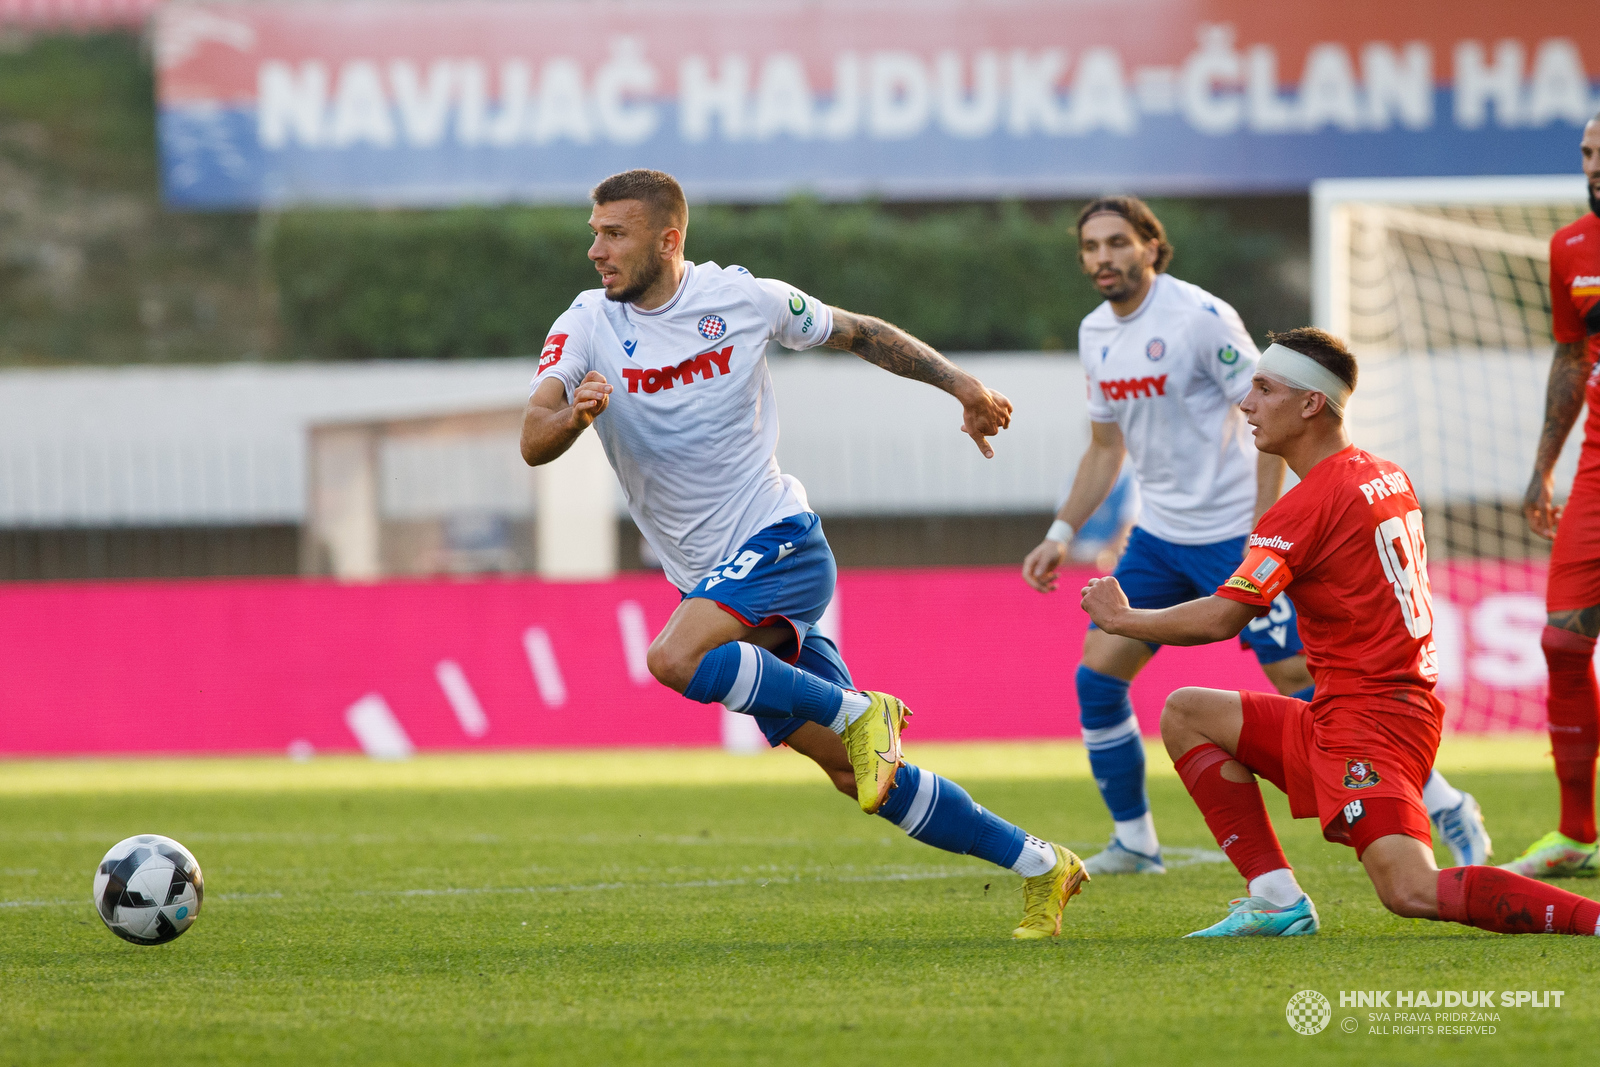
[571,371,613,429]
[1525,474,1562,540]
[1022,539,1068,593]
[959,385,1013,458]
[1080,575,1131,632]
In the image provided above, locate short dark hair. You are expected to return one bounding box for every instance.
[1076,196,1173,272]
[591,169,688,233]
[1267,327,1358,392]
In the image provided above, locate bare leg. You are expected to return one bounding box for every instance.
[1259,654,1313,697]
[1080,627,1154,681]
[1160,686,1245,769]
[645,597,790,692]
[784,722,857,798]
[1360,835,1439,918]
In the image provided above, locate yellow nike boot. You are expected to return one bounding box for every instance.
[1012,843,1089,940]
[841,691,909,814]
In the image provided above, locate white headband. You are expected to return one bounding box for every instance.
[1256,343,1352,416]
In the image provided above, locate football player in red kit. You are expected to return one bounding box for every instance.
[1083,327,1600,938]
[1514,111,1600,878]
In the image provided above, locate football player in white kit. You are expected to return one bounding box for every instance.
[1022,197,1490,876]
[521,170,1086,939]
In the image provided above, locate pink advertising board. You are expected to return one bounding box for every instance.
[0,563,1554,757]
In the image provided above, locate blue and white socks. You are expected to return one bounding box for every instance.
[1422,769,1465,817]
[877,763,1057,877]
[684,641,871,733]
[1076,665,1160,857]
[688,644,1055,877]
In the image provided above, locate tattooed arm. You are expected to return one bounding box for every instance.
[1526,340,1590,540]
[824,307,1013,457]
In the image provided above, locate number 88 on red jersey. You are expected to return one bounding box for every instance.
[1216,445,1439,707]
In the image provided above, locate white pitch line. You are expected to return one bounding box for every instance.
[1163,847,1228,869]
[363,867,975,900]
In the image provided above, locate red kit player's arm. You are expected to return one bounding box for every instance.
[1525,234,1590,539]
[1080,578,1261,645]
[1525,331,1588,538]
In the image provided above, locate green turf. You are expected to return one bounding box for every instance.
[1,764,1594,1065]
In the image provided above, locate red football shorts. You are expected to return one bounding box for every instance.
[1549,470,1600,612]
[1235,690,1441,857]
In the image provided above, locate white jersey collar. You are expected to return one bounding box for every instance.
[630,261,695,317]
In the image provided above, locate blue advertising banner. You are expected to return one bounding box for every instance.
[155,0,1600,209]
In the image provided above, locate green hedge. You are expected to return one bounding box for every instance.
[0,32,1308,365]
[267,199,1304,360]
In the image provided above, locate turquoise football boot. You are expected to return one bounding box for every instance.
[1184,894,1320,937]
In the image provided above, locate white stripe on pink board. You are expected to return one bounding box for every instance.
[522,626,567,707]
[616,600,652,686]
[344,693,414,760]
[435,660,489,737]
[817,593,841,649]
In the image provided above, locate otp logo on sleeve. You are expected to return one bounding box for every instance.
[540,333,568,371]
[697,315,726,341]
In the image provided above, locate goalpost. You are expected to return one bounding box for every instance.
[1312,175,1590,731]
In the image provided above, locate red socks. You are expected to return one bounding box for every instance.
[1542,626,1600,844]
[1437,866,1600,935]
[1174,743,1289,882]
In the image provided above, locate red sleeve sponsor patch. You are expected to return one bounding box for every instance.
[540,333,568,372]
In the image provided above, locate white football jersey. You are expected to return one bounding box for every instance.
[1079,273,1260,545]
[532,261,833,591]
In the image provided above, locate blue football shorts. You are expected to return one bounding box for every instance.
[1092,526,1305,665]
[683,511,851,746]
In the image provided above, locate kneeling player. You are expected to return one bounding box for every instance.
[1023,196,1487,875]
[1083,328,1600,937]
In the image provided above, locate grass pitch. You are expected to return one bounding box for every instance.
[1,739,1595,1066]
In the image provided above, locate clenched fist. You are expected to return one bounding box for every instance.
[1080,575,1131,633]
[571,370,613,429]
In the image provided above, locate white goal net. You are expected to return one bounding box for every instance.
[1313,176,1591,731]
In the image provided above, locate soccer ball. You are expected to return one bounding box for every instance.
[92,834,204,945]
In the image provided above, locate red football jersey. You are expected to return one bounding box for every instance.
[1551,213,1600,452]
[1216,445,1438,711]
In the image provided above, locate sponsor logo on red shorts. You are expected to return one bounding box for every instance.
[1343,759,1381,789]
